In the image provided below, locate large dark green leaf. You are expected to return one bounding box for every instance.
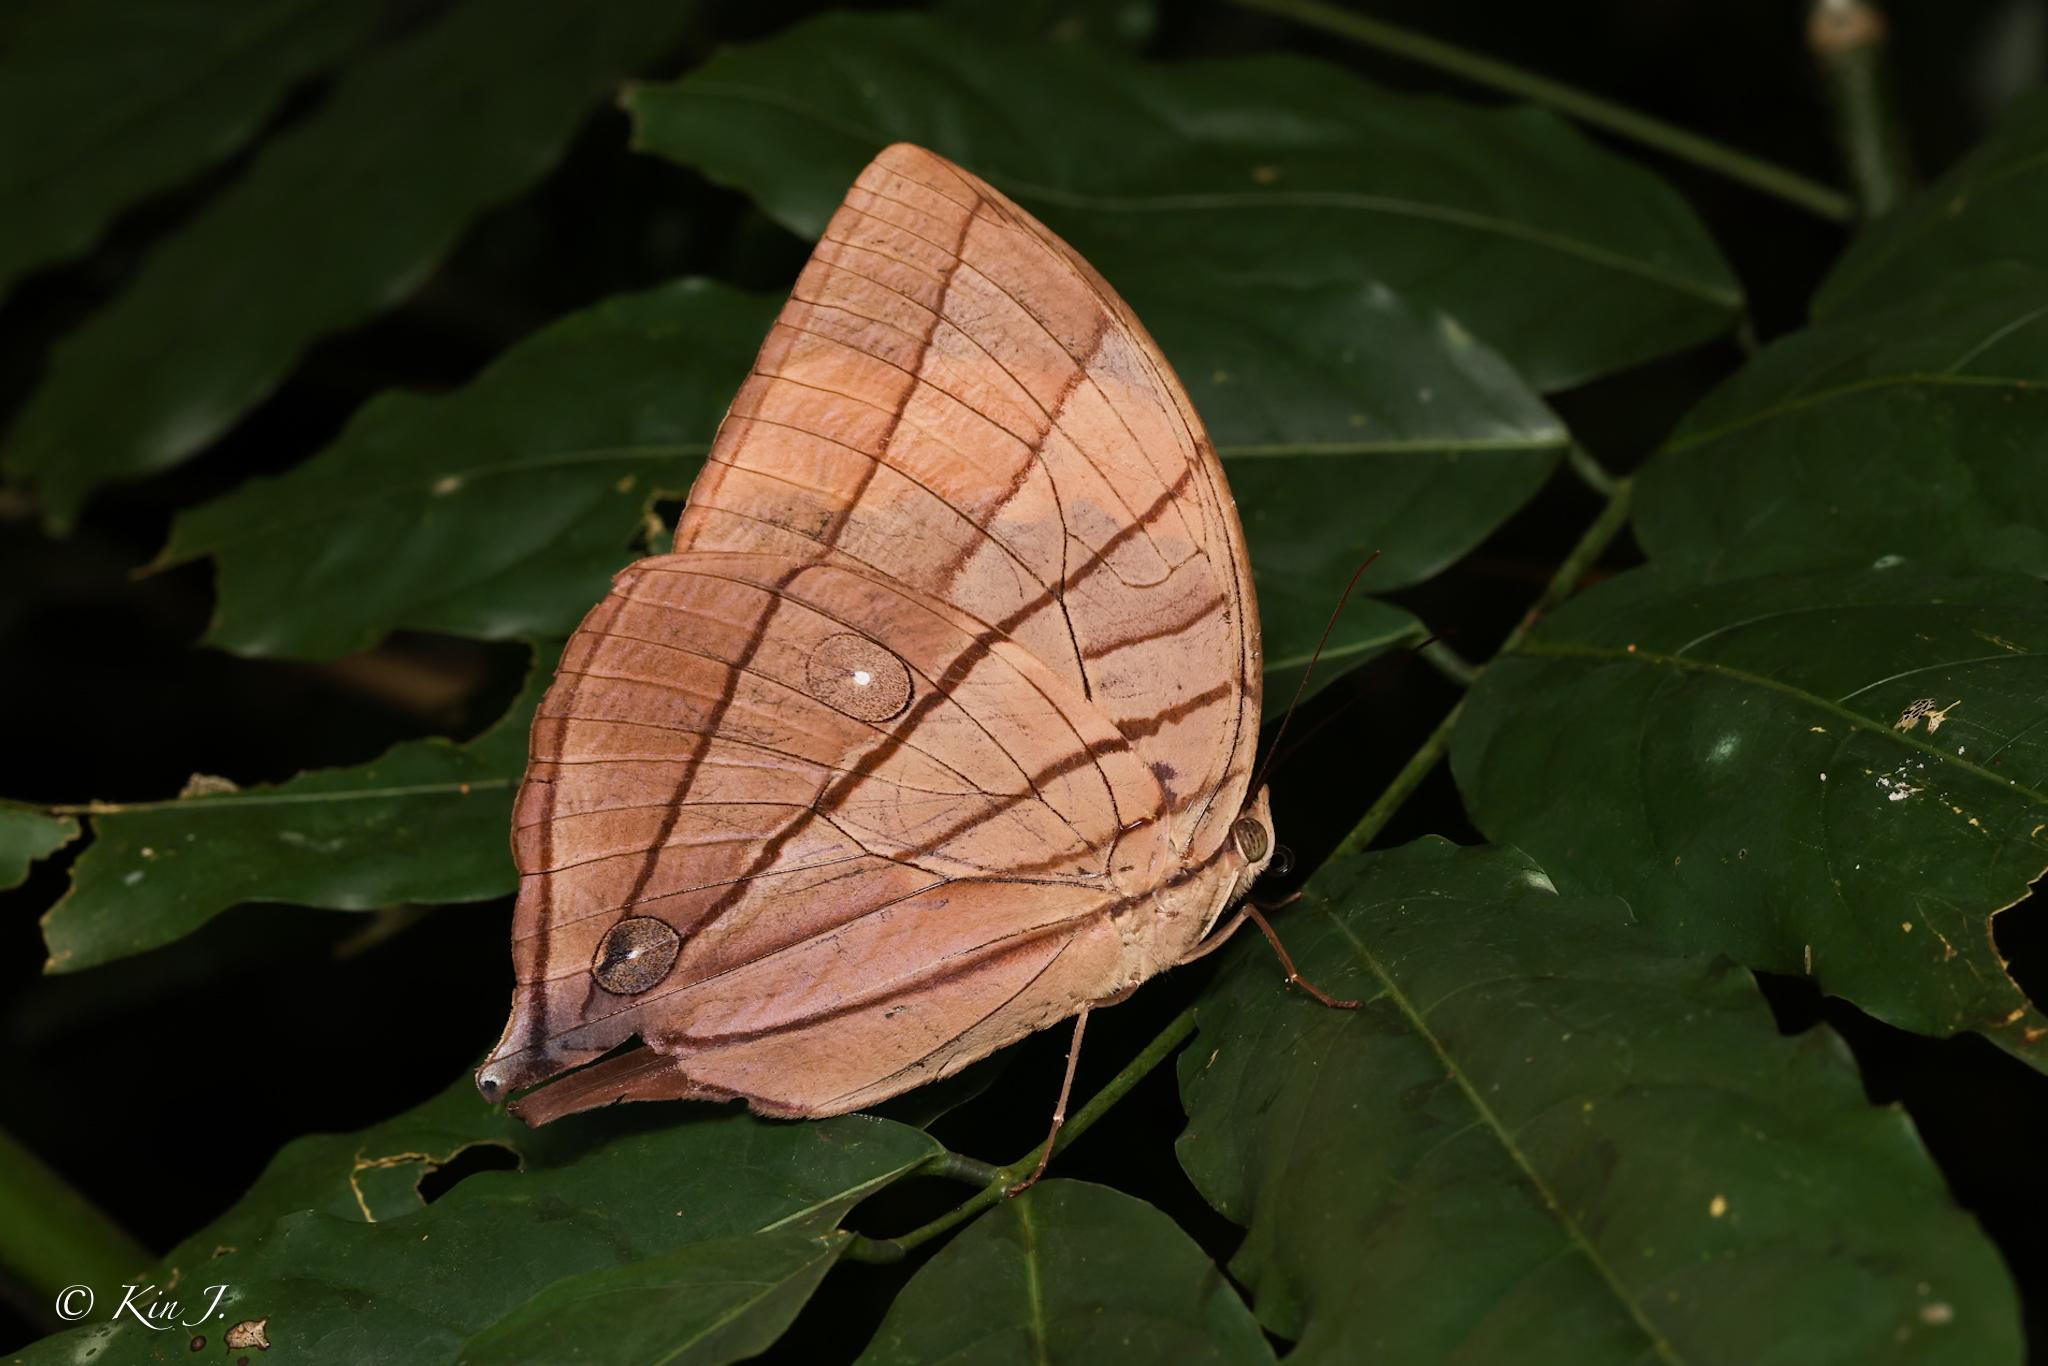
[1817,89,2048,319]
[194,1075,544,1236]
[1145,274,1557,684]
[162,280,773,659]
[1636,265,2048,580]
[932,0,1156,49]
[461,1230,848,1366]
[857,1180,1273,1366]
[0,801,75,892]
[630,13,1739,393]
[17,1078,939,1365]
[1179,839,2020,1364]
[1452,566,2048,1058]
[0,0,386,295]
[1,0,697,527]
[40,646,553,972]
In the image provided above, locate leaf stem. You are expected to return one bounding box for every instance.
[1807,0,1913,217]
[919,1151,1003,1188]
[1330,698,1467,860]
[1230,0,1855,223]
[1418,638,1479,689]
[844,1007,1199,1263]
[1565,443,1618,497]
[0,1124,152,1326]
[1333,477,1635,858]
[1502,477,1635,655]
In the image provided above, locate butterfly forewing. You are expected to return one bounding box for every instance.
[480,144,1265,1121]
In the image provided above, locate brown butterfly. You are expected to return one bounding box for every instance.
[477,144,1349,1169]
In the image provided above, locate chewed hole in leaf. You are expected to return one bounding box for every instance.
[350,1139,523,1220]
[1991,865,2048,1011]
[416,1142,521,1205]
[1752,969,1827,1036]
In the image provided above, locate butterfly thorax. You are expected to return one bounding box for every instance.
[1112,785,1276,989]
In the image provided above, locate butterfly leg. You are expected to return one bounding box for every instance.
[1007,1005,1091,1198]
[1176,907,1251,966]
[1243,901,1362,1010]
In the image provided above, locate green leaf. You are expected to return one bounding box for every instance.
[856,1180,1275,1366]
[40,645,554,973]
[1,0,698,527]
[162,280,775,659]
[1636,264,2048,580]
[0,800,76,891]
[17,1077,939,1365]
[461,1230,848,1366]
[202,1076,543,1235]
[0,0,386,295]
[1261,596,1421,721]
[1817,88,2048,319]
[1156,274,1560,669]
[160,271,1525,705]
[629,12,1738,394]
[1179,839,2021,1365]
[932,0,1157,49]
[1451,566,2048,1058]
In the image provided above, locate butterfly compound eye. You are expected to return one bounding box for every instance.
[592,915,681,995]
[806,633,913,723]
[1231,814,1270,863]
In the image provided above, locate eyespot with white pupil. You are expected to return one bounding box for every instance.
[1232,814,1270,863]
[592,916,680,995]
[805,633,912,722]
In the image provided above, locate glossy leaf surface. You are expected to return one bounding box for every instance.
[162,281,773,660]
[1179,839,2020,1364]
[0,0,383,294]
[0,802,76,892]
[40,649,552,972]
[1453,567,2048,1057]
[1818,89,2048,318]
[461,1230,849,1366]
[857,1180,1273,1366]
[1636,265,2048,580]
[629,13,1738,393]
[2,0,696,525]
[17,1078,937,1365]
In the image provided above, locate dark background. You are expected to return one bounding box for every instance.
[4,0,2045,1355]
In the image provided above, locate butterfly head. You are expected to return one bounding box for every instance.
[1226,785,1279,904]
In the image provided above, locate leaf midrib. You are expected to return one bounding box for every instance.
[172,442,710,561]
[1217,434,1568,460]
[659,81,1741,307]
[756,1146,939,1233]
[56,777,514,818]
[1661,372,2042,453]
[1517,640,2048,806]
[1323,909,1688,1366]
[1016,1195,1052,1366]
[1820,143,2048,306]
[647,1237,844,1366]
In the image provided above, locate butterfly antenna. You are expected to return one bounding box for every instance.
[1249,550,1381,796]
